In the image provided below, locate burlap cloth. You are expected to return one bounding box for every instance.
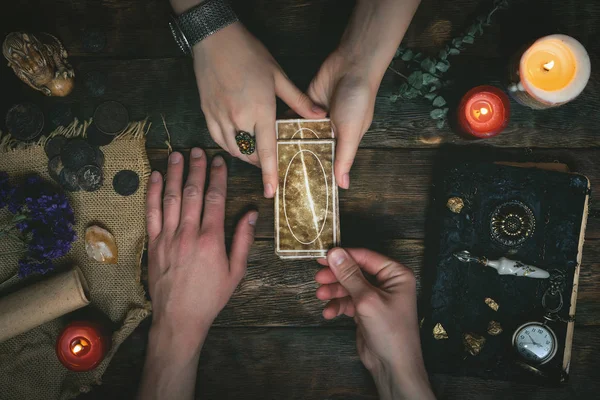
[0,119,152,399]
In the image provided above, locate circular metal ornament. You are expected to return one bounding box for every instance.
[490,200,535,247]
[235,131,256,155]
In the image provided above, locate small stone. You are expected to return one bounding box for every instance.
[447,197,464,213]
[485,297,499,311]
[433,323,448,340]
[85,225,118,264]
[77,165,103,192]
[463,333,486,356]
[487,320,503,336]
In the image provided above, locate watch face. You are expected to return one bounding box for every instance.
[512,322,557,364]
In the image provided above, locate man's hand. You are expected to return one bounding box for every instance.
[192,22,326,198]
[138,149,258,400]
[315,248,434,400]
[308,0,421,189]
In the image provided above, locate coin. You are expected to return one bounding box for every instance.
[84,70,107,97]
[77,165,103,192]
[44,136,68,159]
[94,147,105,168]
[47,103,74,129]
[5,103,45,141]
[48,156,64,182]
[93,101,129,135]
[59,168,80,192]
[86,124,114,146]
[82,30,106,53]
[112,170,139,196]
[61,139,96,170]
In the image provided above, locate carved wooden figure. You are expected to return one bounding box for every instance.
[2,32,74,96]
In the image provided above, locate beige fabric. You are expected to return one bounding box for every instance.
[0,119,152,399]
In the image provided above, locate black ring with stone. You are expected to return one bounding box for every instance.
[235,131,256,155]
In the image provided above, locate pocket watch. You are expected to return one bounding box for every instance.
[512,321,558,365]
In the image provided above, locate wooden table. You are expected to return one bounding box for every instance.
[2,0,600,398]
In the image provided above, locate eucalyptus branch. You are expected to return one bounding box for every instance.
[389,0,510,129]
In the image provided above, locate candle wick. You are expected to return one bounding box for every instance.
[543,60,555,72]
[480,108,489,115]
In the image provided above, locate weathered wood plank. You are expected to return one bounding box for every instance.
[146,148,600,240]
[203,238,600,328]
[2,55,598,150]
[80,324,600,400]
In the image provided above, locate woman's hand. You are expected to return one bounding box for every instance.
[193,23,326,198]
[315,248,435,400]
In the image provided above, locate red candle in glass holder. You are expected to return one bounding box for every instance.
[457,85,510,139]
[56,321,109,372]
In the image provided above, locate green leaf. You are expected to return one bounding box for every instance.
[433,96,447,107]
[405,88,420,99]
[424,92,437,101]
[448,48,460,56]
[436,61,450,72]
[439,49,448,60]
[413,52,423,62]
[463,35,475,44]
[401,49,414,61]
[430,85,439,92]
[442,107,449,115]
[430,109,445,120]
[390,94,399,102]
[467,25,479,37]
[398,83,409,94]
[436,119,446,129]
[421,58,436,74]
[452,38,463,47]
[422,73,440,86]
[408,71,423,90]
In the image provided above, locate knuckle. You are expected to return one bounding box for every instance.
[183,184,200,198]
[338,264,361,283]
[146,208,161,223]
[204,186,225,204]
[162,191,180,206]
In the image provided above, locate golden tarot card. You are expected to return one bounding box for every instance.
[276,118,334,140]
[275,131,340,259]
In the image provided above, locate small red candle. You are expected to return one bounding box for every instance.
[457,85,510,139]
[56,321,109,372]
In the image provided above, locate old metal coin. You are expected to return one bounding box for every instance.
[84,70,107,97]
[77,165,103,192]
[86,124,114,146]
[93,101,129,135]
[59,168,80,192]
[48,156,64,182]
[94,147,105,168]
[47,103,74,129]
[5,103,45,141]
[44,136,68,159]
[113,170,139,196]
[61,139,96,170]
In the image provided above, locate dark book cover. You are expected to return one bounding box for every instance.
[421,162,590,384]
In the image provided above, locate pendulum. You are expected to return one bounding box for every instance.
[453,250,550,279]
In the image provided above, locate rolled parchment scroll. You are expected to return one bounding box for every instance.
[0,268,90,343]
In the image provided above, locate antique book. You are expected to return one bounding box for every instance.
[275,119,340,259]
[421,162,590,384]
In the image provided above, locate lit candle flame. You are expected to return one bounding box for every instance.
[72,344,83,354]
[480,108,489,115]
[543,60,555,71]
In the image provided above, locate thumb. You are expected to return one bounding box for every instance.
[327,247,372,300]
[275,70,327,119]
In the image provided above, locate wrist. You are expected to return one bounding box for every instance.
[170,0,203,15]
[371,358,434,400]
[149,318,210,360]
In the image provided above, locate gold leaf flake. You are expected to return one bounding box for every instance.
[463,333,486,356]
[446,197,465,213]
[433,323,448,340]
[420,317,425,328]
[487,321,503,336]
[485,297,499,311]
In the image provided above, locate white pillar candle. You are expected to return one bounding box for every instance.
[508,34,590,109]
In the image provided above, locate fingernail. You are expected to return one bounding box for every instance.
[248,211,259,226]
[212,155,224,166]
[169,152,181,164]
[264,183,274,198]
[151,171,161,183]
[191,148,203,158]
[312,104,326,114]
[329,248,348,267]
[341,174,350,189]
